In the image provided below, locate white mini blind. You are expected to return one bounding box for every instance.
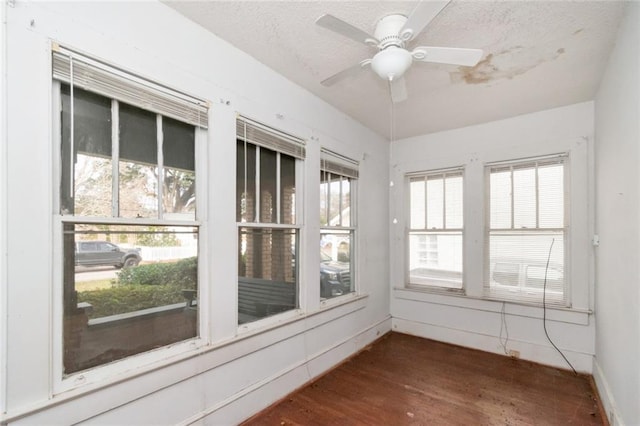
[320,148,359,179]
[236,116,305,159]
[407,167,464,290]
[52,46,208,128]
[485,154,568,306]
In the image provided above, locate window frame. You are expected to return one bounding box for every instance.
[51,53,209,392]
[236,117,305,332]
[320,148,358,303]
[483,153,569,307]
[405,167,465,292]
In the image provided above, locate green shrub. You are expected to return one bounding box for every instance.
[77,284,185,318]
[118,256,197,289]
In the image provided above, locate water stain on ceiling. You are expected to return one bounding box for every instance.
[451,45,566,85]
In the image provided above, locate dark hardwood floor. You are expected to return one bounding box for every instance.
[243,332,605,425]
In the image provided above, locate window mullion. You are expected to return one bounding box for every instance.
[324,172,331,226]
[69,58,75,197]
[157,114,164,220]
[111,100,120,217]
[442,174,447,229]
[276,152,281,224]
[509,167,515,229]
[255,145,261,223]
[338,176,343,227]
[327,172,332,226]
[535,162,540,229]
[423,176,428,229]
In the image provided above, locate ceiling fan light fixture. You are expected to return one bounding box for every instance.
[371,46,413,81]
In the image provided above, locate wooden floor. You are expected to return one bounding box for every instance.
[243,333,605,425]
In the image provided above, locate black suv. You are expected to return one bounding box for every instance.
[320,251,351,298]
[75,241,142,269]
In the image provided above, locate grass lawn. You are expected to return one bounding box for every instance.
[76,279,114,292]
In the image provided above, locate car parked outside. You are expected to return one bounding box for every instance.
[490,259,563,301]
[320,251,351,298]
[76,240,142,269]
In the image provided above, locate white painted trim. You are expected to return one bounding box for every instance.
[394,287,591,325]
[182,316,392,425]
[392,317,594,373]
[0,295,373,423]
[0,0,8,414]
[593,360,624,426]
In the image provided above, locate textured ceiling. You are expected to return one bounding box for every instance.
[164,1,626,140]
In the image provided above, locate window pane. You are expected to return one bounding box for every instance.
[320,230,353,299]
[280,153,296,225]
[426,176,443,229]
[410,178,425,229]
[513,166,536,229]
[236,141,256,222]
[119,161,157,219]
[163,168,195,219]
[490,169,512,229]
[320,170,329,227]
[119,103,157,165]
[238,227,298,324]
[260,148,277,223]
[163,117,196,221]
[119,103,158,219]
[488,231,564,304]
[329,175,341,226]
[163,117,194,171]
[445,175,463,229]
[340,178,351,227]
[538,164,564,228]
[61,85,113,216]
[74,155,113,217]
[408,232,463,289]
[63,223,198,374]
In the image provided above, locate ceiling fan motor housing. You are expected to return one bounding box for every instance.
[374,14,408,49]
[371,46,413,81]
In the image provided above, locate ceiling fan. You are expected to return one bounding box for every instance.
[316,0,483,103]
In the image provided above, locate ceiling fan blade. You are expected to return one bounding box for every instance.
[389,77,408,103]
[321,59,371,86]
[412,46,483,66]
[400,0,450,42]
[316,14,378,46]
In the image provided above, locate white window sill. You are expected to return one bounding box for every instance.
[7,295,369,423]
[237,293,369,338]
[393,287,591,325]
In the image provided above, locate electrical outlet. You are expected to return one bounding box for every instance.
[508,349,520,358]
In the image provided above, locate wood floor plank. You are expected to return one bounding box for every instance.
[243,333,605,425]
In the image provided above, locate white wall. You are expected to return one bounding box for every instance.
[593,3,640,425]
[0,1,389,424]
[390,102,596,372]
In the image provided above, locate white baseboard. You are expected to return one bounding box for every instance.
[182,315,392,425]
[592,360,624,426]
[392,317,594,373]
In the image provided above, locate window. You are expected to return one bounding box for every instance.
[320,149,358,300]
[53,47,207,375]
[485,154,567,305]
[407,169,463,290]
[236,117,304,324]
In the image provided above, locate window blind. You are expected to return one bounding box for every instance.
[52,45,208,129]
[408,168,464,231]
[485,155,568,306]
[320,148,359,179]
[236,116,305,160]
[407,168,464,290]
